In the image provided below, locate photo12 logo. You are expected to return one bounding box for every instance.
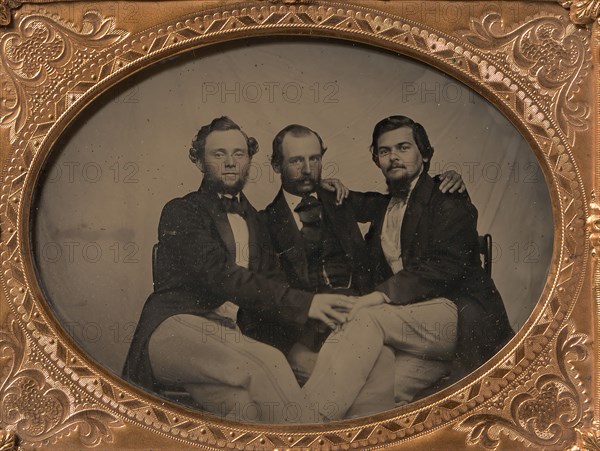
[46,161,140,184]
[39,241,140,264]
[201,81,340,104]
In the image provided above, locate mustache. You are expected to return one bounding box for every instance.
[387,162,407,170]
[295,175,316,182]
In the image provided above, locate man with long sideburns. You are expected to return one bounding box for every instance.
[262,124,395,419]
[303,116,514,420]
[262,123,468,418]
[123,116,355,423]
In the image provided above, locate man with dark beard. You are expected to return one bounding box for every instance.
[261,124,397,419]
[262,123,468,419]
[303,116,514,420]
[123,117,354,423]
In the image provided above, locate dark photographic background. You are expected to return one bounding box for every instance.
[33,38,553,374]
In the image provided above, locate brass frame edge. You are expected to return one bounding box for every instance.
[0,1,595,449]
[575,12,600,451]
[0,429,18,451]
[1,0,600,28]
[561,0,600,24]
[0,0,21,26]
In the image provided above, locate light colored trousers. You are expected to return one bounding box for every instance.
[148,314,313,423]
[303,298,458,420]
[288,342,396,419]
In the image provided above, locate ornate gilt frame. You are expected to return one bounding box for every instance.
[0,0,598,449]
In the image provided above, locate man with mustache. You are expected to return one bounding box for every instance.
[262,124,395,419]
[302,116,514,420]
[262,123,467,418]
[123,116,355,423]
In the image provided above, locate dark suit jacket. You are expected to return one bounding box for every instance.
[261,187,373,295]
[261,188,374,351]
[350,172,514,366]
[123,183,313,390]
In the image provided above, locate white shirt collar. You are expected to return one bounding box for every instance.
[282,189,316,230]
[282,189,307,213]
[410,167,423,191]
[218,193,241,201]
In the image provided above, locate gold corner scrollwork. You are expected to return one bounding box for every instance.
[0,0,21,27]
[0,429,18,451]
[459,12,590,147]
[0,3,595,449]
[0,10,128,142]
[456,322,591,449]
[579,430,600,450]
[560,0,600,25]
[0,313,124,448]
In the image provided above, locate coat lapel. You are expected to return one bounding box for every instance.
[400,172,434,262]
[197,186,237,263]
[367,172,433,275]
[317,188,355,267]
[269,190,309,285]
[240,192,261,270]
[370,195,391,274]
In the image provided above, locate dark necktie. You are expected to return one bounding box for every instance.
[295,195,323,285]
[221,195,246,217]
[294,195,322,227]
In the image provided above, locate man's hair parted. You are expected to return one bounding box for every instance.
[189,116,259,164]
[370,115,434,172]
[271,124,327,169]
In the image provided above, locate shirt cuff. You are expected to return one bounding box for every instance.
[380,291,392,304]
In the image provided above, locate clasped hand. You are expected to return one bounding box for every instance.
[308,291,387,329]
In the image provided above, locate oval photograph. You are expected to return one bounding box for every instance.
[33,38,553,424]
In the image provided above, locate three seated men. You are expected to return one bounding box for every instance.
[123,115,513,422]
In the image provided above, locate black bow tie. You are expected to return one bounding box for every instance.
[294,195,322,225]
[221,196,246,217]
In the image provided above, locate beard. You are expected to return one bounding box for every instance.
[202,170,249,195]
[386,176,410,200]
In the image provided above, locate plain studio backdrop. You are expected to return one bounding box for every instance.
[34,38,553,376]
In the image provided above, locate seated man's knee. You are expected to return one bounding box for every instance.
[287,343,318,385]
[262,343,289,366]
[351,308,378,327]
[340,308,385,342]
[246,344,291,380]
[378,345,395,365]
